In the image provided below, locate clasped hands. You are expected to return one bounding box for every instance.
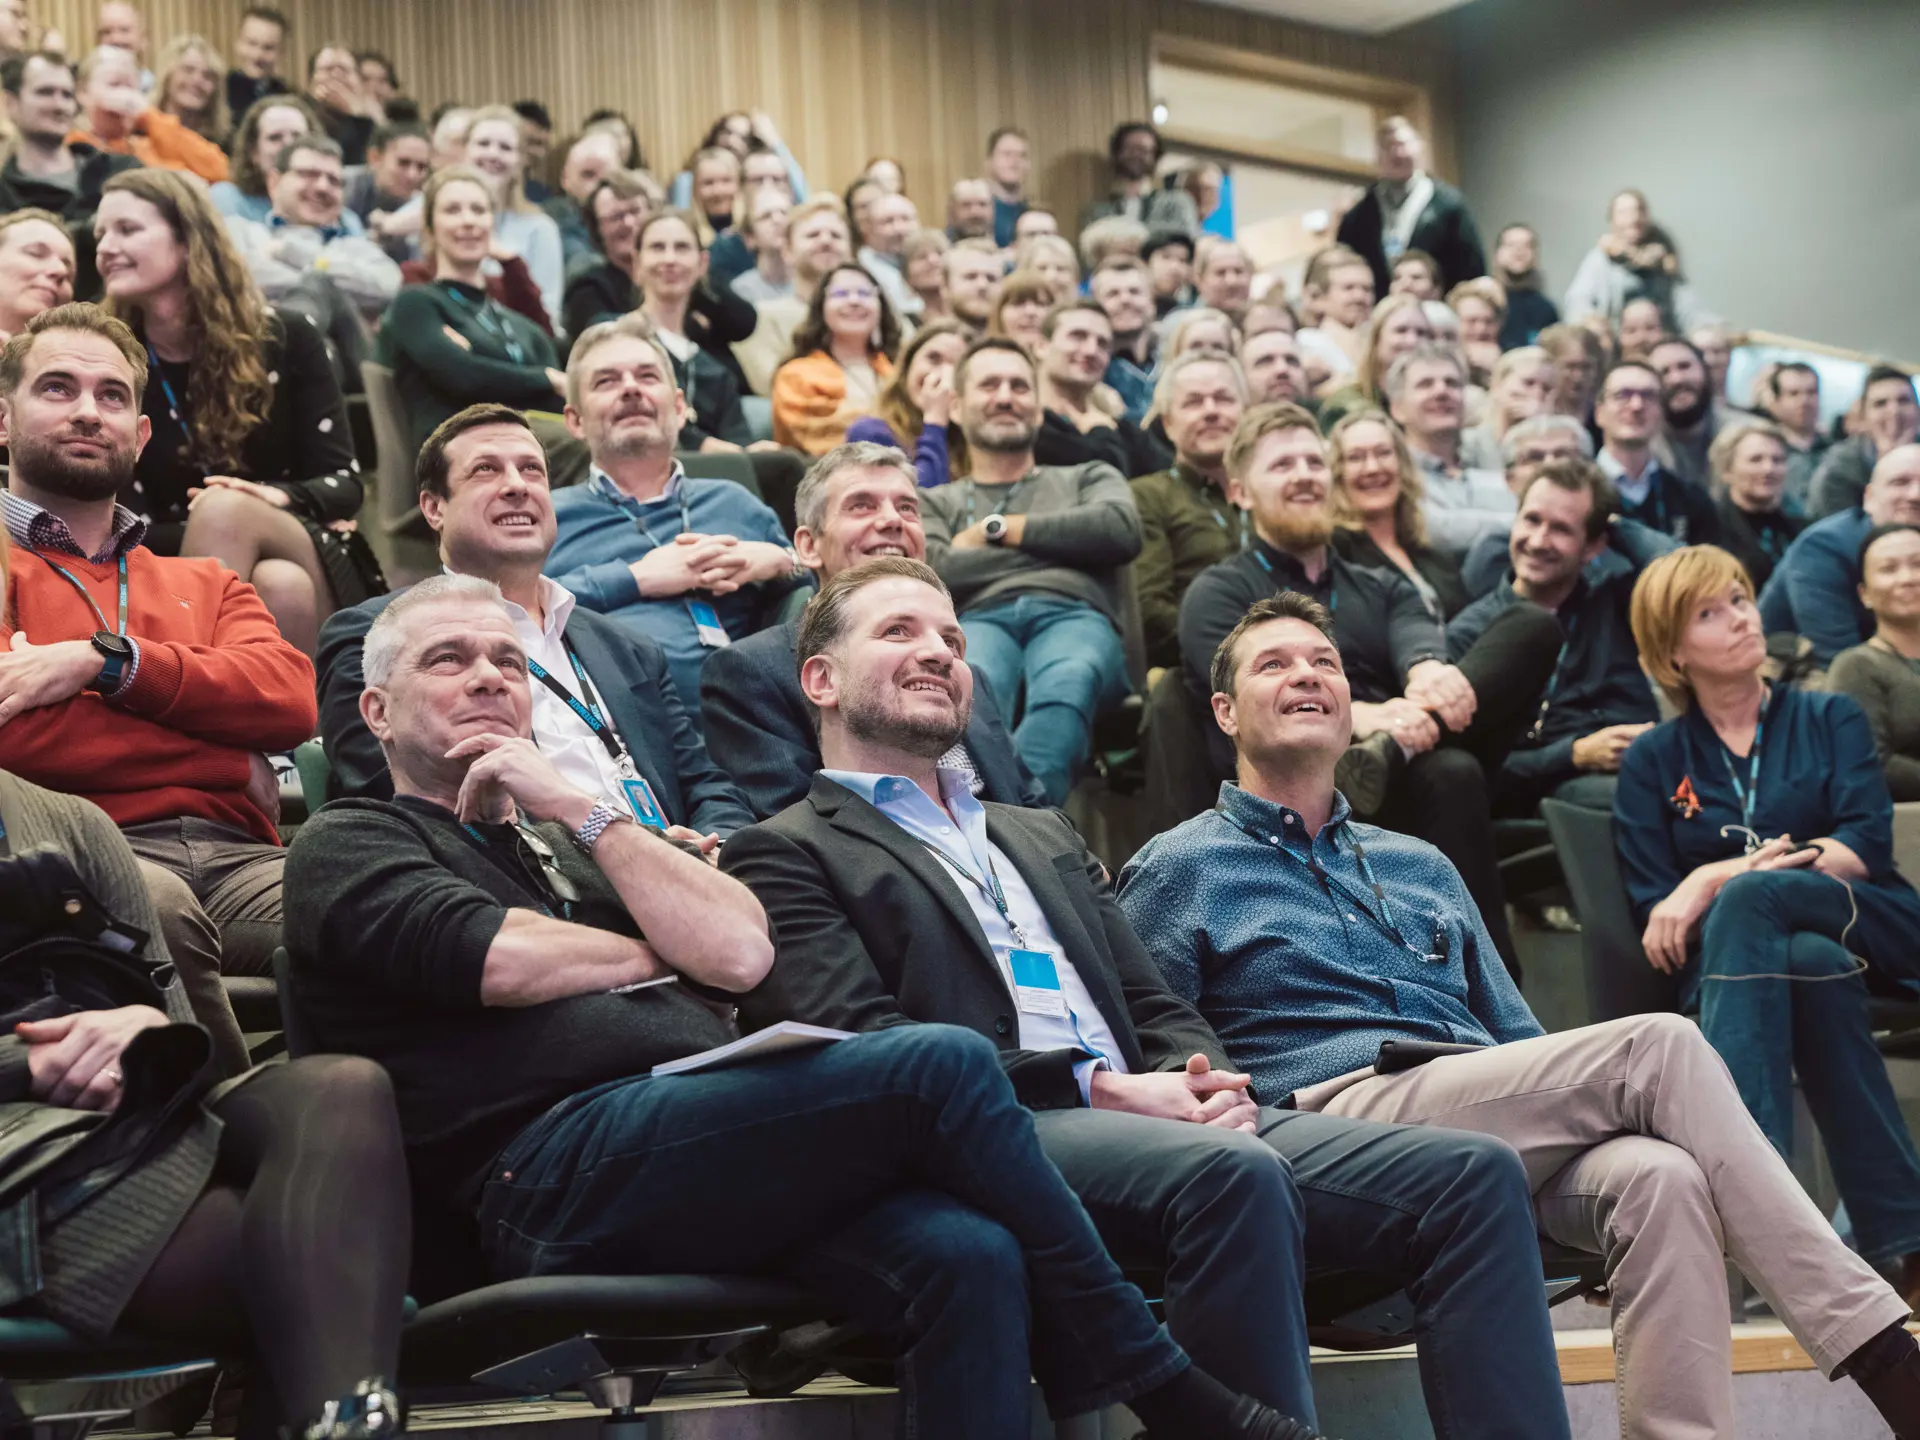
[1091,1052,1258,1132]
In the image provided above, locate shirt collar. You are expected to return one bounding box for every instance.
[824,767,978,815]
[443,565,576,642]
[1216,780,1352,846]
[588,461,687,507]
[2,488,147,563]
[267,210,355,243]
[1596,446,1667,488]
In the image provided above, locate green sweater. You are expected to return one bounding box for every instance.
[378,279,560,454]
[1828,640,1920,802]
[1129,464,1242,669]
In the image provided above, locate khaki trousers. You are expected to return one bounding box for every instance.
[1295,1014,1909,1440]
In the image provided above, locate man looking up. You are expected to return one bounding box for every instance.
[701,442,1045,817]
[317,401,753,849]
[1119,590,1920,1440]
[1382,344,1513,556]
[546,316,808,711]
[1132,351,1248,667]
[1592,357,1718,545]
[922,337,1143,804]
[722,557,1569,1440]
[1445,460,1657,813]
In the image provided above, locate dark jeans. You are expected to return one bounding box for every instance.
[1035,1105,1569,1439]
[1691,869,1920,1265]
[476,1026,1186,1436]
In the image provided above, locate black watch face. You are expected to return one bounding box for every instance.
[93,631,133,659]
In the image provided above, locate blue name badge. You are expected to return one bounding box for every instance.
[687,598,731,649]
[1009,948,1069,1018]
[621,776,666,829]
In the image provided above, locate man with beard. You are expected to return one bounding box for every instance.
[1077,120,1198,237]
[735,195,853,396]
[921,337,1142,804]
[943,236,1001,333]
[1088,255,1159,423]
[0,304,314,1077]
[1445,460,1657,814]
[1594,357,1718,545]
[700,442,1045,817]
[1649,336,1730,489]
[545,316,809,712]
[316,401,752,850]
[720,557,1574,1440]
[1382,344,1513,556]
[1131,352,1248,667]
[1031,299,1167,477]
[1177,402,1562,975]
[1490,223,1558,350]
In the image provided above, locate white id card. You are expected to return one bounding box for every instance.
[687,598,731,648]
[1009,948,1069,1018]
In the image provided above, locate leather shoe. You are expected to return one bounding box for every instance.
[1334,730,1401,819]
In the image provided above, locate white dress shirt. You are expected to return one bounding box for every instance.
[491,573,631,807]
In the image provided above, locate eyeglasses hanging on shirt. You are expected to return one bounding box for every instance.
[459,817,580,918]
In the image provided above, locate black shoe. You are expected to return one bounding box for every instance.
[1227,1396,1333,1440]
[1335,730,1400,819]
[297,1379,402,1440]
[1853,1340,1920,1440]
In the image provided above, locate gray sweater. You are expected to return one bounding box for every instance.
[922,461,1143,626]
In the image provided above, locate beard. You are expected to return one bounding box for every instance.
[10,427,137,503]
[1663,390,1710,430]
[841,670,972,760]
[1262,505,1334,553]
[967,417,1038,455]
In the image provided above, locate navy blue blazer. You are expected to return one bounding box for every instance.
[315,586,755,837]
[698,615,1049,819]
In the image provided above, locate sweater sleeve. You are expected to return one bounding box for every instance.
[1017,463,1143,567]
[1129,479,1182,669]
[383,287,561,412]
[265,311,363,524]
[1831,649,1920,800]
[314,235,402,314]
[1784,530,1871,665]
[770,357,850,455]
[1819,694,1896,877]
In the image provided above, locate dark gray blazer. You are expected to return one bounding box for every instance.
[723,775,1229,1111]
[699,616,1048,818]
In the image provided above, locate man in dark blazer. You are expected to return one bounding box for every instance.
[720,557,1570,1437]
[701,441,1047,817]
[316,404,753,840]
[1336,115,1486,297]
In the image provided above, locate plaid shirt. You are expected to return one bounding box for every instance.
[2,488,148,563]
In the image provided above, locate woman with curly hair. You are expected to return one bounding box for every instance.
[95,168,370,654]
[771,261,901,454]
[211,92,322,223]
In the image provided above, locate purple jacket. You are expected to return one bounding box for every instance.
[845,415,952,488]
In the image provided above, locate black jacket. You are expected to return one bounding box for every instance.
[723,776,1230,1112]
[699,615,1048,819]
[316,587,755,837]
[1034,410,1172,480]
[0,145,142,301]
[1336,178,1487,296]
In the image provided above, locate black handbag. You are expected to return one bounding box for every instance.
[0,846,172,1026]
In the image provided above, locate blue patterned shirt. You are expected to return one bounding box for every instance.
[1116,782,1542,1098]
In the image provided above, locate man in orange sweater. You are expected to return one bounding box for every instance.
[0,303,316,1074]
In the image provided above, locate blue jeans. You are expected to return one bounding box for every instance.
[474,1026,1186,1435]
[962,594,1129,805]
[1691,868,1920,1263]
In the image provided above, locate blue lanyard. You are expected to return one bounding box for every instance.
[35,552,128,634]
[921,838,1032,950]
[445,283,527,363]
[1251,548,1338,614]
[1719,693,1770,836]
[962,477,1028,527]
[145,347,193,446]
[525,643,628,768]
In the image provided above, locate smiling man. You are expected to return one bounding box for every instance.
[1383,343,1513,557]
[699,441,1045,817]
[316,399,751,850]
[1444,459,1658,814]
[224,133,401,323]
[1119,589,1920,1440]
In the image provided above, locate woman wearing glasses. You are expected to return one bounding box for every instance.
[1616,544,1920,1301]
[771,262,903,455]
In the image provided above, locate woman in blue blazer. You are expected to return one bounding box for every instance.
[1616,545,1920,1290]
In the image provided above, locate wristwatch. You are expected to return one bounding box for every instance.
[85,632,134,695]
[982,513,1009,545]
[572,799,632,853]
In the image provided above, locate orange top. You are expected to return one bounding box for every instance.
[68,109,229,184]
[771,349,897,456]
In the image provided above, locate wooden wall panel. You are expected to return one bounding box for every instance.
[31,0,1451,218]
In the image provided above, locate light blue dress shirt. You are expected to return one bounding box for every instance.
[823,767,1127,1103]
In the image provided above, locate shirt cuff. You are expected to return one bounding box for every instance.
[1073,1056,1111,1107]
[107,638,141,699]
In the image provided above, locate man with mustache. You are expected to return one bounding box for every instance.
[722,556,1573,1440]
[0,303,314,1077]
[920,336,1143,805]
[545,314,810,712]
[315,395,752,852]
[1178,403,1563,975]
[1131,351,1248,669]
[1649,336,1731,490]
[699,440,1045,818]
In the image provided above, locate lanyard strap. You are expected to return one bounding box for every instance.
[1720,702,1768,836]
[447,284,527,363]
[526,643,626,765]
[921,840,1032,949]
[1251,549,1339,614]
[145,347,194,445]
[35,552,128,634]
[1212,805,1429,957]
[962,477,1028,528]
[1525,612,1580,742]
[604,482,694,551]
[458,818,576,918]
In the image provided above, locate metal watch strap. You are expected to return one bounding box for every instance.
[573,799,627,852]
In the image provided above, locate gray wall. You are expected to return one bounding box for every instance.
[1427,0,1920,363]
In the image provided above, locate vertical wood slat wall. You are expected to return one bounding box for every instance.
[38,0,1449,218]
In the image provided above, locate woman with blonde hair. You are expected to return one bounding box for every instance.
[1327,408,1467,617]
[1162,306,1239,362]
[1013,232,1079,304]
[847,318,971,488]
[1617,543,1920,1298]
[455,105,566,329]
[1447,276,1506,385]
[1461,345,1556,470]
[95,168,372,654]
[1709,419,1804,590]
[151,33,228,144]
[1318,292,1431,428]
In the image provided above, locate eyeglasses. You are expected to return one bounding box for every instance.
[1606,388,1659,407]
[827,286,878,304]
[512,822,580,908]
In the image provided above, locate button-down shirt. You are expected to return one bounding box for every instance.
[1411,448,1514,558]
[1117,782,1542,1099]
[1596,447,1717,545]
[3,490,147,694]
[824,767,1127,1102]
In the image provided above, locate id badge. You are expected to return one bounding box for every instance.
[687,598,731,649]
[621,775,666,829]
[1009,949,1069,1018]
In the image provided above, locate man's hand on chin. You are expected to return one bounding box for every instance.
[445,733,596,829]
